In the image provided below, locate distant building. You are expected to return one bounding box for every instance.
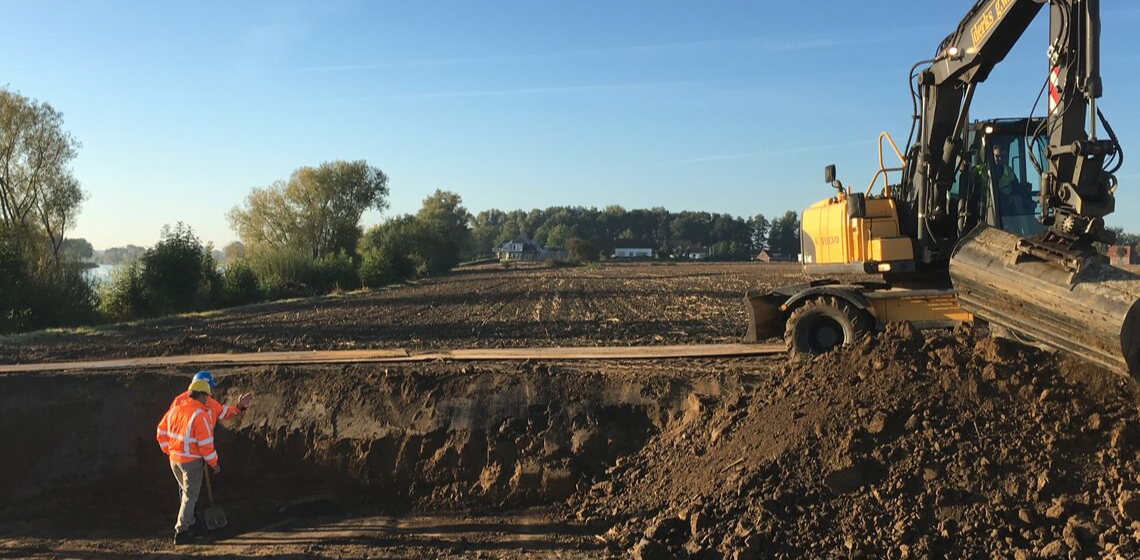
[1107,244,1138,266]
[613,239,654,259]
[671,239,709,260]
[494,238,567,261]
[756,250,796,263]
[495,238,543,261]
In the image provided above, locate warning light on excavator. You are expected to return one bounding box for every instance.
[984,125,995,134]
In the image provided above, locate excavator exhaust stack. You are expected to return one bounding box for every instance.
[950,225,1140,379]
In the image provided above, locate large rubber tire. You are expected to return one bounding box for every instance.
[784,296,872,356]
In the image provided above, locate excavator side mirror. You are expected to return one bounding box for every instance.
[824,164,836,184]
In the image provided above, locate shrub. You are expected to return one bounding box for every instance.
[358,216,460,287]
[246,246,315,299]
[138,223,219,316]
[0,226,98,333]
[98,261,145,322]
[566,238,600,263]
[220,260,263,307]
[311,251,358,293]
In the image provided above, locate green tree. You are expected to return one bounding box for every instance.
[227,160,389,258]
[137,223,219,316]
[566,237,600,263]
[767,211,801,257]
[0,88,86,262]
[59,237,94,262]
[750,214,770,252]
[417,190,472,258]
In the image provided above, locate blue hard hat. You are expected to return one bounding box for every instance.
[192,370,218,390]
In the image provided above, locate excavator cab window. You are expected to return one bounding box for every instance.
[955,125,1046,238]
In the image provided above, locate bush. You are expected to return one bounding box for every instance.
[359,247,411,288]
[566,238,600,264]
[0,226,98,333]
[311,251,358,293]
[220,260,263,307]
[358,216,460,287]
[138,224,219,316]
[98,261,145,322]
[246,246,315,299]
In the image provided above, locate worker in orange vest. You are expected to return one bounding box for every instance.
[157,375,252,544]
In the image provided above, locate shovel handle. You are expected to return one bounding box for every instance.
[204,464,215,505]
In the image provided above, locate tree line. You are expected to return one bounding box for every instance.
[0,87,807,335]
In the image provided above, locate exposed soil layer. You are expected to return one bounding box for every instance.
[0,358,771,558]
[0,262,807,365]
[3,262,1140,559]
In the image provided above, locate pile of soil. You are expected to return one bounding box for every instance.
[578,324,1140,560]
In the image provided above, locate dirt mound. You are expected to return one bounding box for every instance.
[579,324,1140,559]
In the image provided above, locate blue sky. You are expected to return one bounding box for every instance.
[4,1,1139,250]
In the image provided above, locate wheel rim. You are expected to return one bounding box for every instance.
[805,316,844,352]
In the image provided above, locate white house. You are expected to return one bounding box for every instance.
[613,240,654,259]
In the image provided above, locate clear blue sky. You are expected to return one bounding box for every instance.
[4,1,1139,250]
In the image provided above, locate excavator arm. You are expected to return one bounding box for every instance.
[904,0,1120,264]
[930,0,1139,376]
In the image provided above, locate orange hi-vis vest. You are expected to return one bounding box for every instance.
[208,396,241,425]
[156,392,219,467]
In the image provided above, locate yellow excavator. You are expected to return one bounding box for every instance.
[746,0,1140,377]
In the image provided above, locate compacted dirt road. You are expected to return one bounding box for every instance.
[2,261,1139,559]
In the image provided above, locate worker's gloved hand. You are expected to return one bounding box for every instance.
[237,392,253,409]
[211,464,221,475]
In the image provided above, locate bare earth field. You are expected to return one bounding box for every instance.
[2,262,1140,560]
[0,262,806,365]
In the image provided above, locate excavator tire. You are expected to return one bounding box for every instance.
[784,296,871,356]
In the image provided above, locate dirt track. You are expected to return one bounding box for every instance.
[2,261,1139,559]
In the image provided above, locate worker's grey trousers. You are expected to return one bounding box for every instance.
[169,459,204,533]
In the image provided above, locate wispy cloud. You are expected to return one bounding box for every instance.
[340,80,697,101]
[670,139,877,165]
[291,28,936,73]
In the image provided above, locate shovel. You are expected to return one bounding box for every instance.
[201,467,228,530]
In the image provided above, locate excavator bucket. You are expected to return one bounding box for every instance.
[949,225,1140,378]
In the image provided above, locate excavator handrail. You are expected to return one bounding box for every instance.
[866,131,907,195]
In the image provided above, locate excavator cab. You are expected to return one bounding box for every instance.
[953,119,1047,238]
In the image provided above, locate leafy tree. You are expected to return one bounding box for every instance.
[750,214,770,252]
[59,237,94,262]
[228,160,389,258]
[566,237,600,263]
[0,88,86,261]
[219,260,262,307]
[417,190,472,258]
[99,245,146,265]
[221,241,246,263]
[767,211,801,257]
[137,223,219,316]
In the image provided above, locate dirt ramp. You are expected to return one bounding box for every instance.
[584,325,1140,560]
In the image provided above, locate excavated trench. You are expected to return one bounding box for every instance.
[0,360,757,536]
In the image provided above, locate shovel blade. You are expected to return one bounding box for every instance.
[203,505,227,530]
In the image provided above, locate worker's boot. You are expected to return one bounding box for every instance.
[174,525,199,545]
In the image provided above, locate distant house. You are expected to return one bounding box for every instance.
[686,246,711,260]
[756,250,796,263]
[613,239,654,259]
[671,239,709,260]
[1107,244,1139,266]
[495,238,543,261]
[494,238,567,261]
